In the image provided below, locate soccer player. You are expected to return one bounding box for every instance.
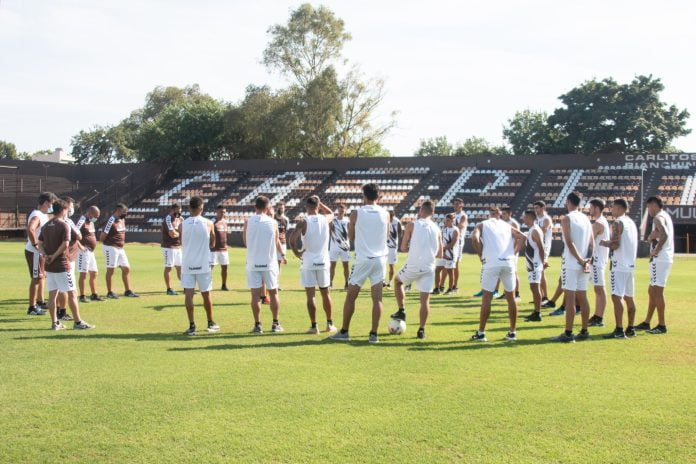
[385,210,403,287]
[37,199,93,330]
[498,206,521,301]
[161,204,182,296]
[635,196,674,334]
[100,203,139,299]
[330,183,389,344]
[76,206,105,303]
[245,196,286,334]
[288,195,337,334]
[390,200,442,339]
[180,196,219,336]
[55,196,82,321]
[521,210,547,322]
[470,207,526,342]
[210,204,230,291]
[452,198,468,293]
[275,201,290,276]
[588,199,610,327]
[552,192,593,343]
[434,213,459,295]
[533,200,554,306]
[329,203,351,290]
[472,207,503,298]
[599,198,638,339]
[25,191,56,315]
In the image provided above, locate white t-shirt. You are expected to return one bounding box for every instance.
[181,215,212,274]
[25,209,49,252]
[480,218,515,270]
[454,210,467,242]
[562,210,593,271]
[442,225,459,261]
[330,216,350,251]
[652,210,674,263]
[245,214,279,272]
[593,215,610,267]
[611,214,638,271]
[535,213,553,251]
[354,204,389,260]
[525,223,544,270]
[301,214,330,270]
[506,217,520,229]
[405,218,440,270]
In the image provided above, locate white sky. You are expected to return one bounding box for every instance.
[1,0,695,156]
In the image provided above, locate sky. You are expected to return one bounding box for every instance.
[1,0,695,156]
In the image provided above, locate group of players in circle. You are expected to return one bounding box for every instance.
[23,183,674,343]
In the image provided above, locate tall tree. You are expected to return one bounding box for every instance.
[0,140,18,159]
[453,137,509,156]
[503,110,562,155]
[71,125,136,164]
[414,136,453,157]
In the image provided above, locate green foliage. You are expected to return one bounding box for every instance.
[71,125,136,164]
[0,140,18,159]
[414,136,453,156]
[503,110,563,155]
[415,136,508,156]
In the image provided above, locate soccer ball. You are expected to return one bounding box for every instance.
[388,318,407,335]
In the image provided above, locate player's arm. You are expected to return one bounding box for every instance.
[166,216,179,238]
[275,225,287,264]
[471,223,483,258]
[457,212,468,231]
[600,222,622,251]
[317,201,334,223]
[436,230,444,259]
[650,216,668,257]
[99,216,114,242]
[561,216,587,266]
[397,220,404,243]
[208,221,215,249]
[26,216,41,248]
[540,217,551,235]
[447,228,460,250]
[242,218,248,247]
[533,229,547,265]
[348,210,357,244]
[46,224,69,265]
[289,219,306,258]
[399,222,414,253]
[592,221,603,240]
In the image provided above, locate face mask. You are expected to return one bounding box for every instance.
[47,206,54,214]
[69,207,74,217]
[119,214,127,219]
[89,217,98,224]
[174,212,181,218]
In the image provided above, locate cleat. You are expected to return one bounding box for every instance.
[51,321,65,331]
[634,321,651,331]
[431,288,441,295]
[59,312,74,322]
[504,331,517,341]
[515,295,522,302]
[306,326,320,334]
[38,301,49,310]
[251,324,264,334]
[549,307,565,317]
[647,325,667,335]
[574,330,590,341]
[184,326,196,336]
[220,285,229,291]
[79,295,90,304]
[390,310,406,321]
[417,328,425,339]
[625,327,637,338]
[27,306,46,316]
[473,290,483,297]
[73,320,94,330]
[271,323,284,333]
[90,294,105,302]
[588,316,605,327]
[444,288,458,295]
[471,331,487,342]
[524,311,542,322]
[206,322,220,333]
[330,331,350,341]
[404,284,412,292]
[368,333,379,344]
[541,299,556,309]
[107,292,119,299]
[551,332,575,343]
[492,291,501,299]
[325,323,338,334]
[166,288,177,296]
[124,290,139,298]
[603,328,626,339]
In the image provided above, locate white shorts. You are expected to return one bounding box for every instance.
[481,266,515,293]
[329,246,350,262]
[527,263,542,284]
[103,246,130,269]
[301,268,331,288]
[209,250,229,266]
[396,265,435,293]
[348,257,387,287]
[649,260,672,288]
[387,248,398,265]
[46,270,76,293]
[161,248,182,268]
[77,249,98,273]
[562,267,589,292]
[590,264,605,287]
[610,270,634,298]
[181,272,212,292]
[247,268,279,290]
[436,259,456,269]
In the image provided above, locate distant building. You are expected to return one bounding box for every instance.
[31,148,74,164]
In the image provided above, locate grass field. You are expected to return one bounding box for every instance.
[1,241,695,463]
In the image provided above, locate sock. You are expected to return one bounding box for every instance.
[565,330,572,336]
[369,331,377,336]
[272,319,279,324]
[617,327,624,332]
[327,319,333,325]
[399,307,405,312]
[627,325,633,330]
[311,322,317,328]
[579,328,588,334]
[189,322,195,328]
[255,321,261,326]
[477,330,485,336]
[340,329,348,334]
[208,320,213,325]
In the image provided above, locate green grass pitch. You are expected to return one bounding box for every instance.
[1,241,694,463]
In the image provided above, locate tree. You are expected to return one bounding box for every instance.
[0,140,18,159]
[548,75,690,153]
[71,126,136,164]
[263,3,351,90]
[414,136,453,156]
[503,110,562,155]
[454,137,509,156]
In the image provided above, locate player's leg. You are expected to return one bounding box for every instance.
[329,261,337,287]
[642,286,657,327]
[202,291,215,328]
[340,284,360,332]
[305,286,318,329]
[268,288,280,330]
[540,269,548,301]
[37,276,45,307]
[184,287,196,334]
[529,283,542,317]
[369,281,384,337]
[79,271,87,298]
[220,265,228,290]
[163,266,172,291]
[66,289,85,325]
[610,292,624,331]
[576,290,590,332]
[593,284,606,320]
[48,288,60,326]
[394,275,406,311]
[105,267,115,294]
[453,258,460,289]
[501,267,517,336]
[654,286,666,327]
[563,289,577,333]
[250,287,263,329]
[418,291,430,332]
[57,291,68,320]
[342,261,349,288]
[175,266,181,281]
[624,296,636,330]
[318,286,334,331]
[121,266,132,292]
[478,290,494,334]
[89,271,98,296]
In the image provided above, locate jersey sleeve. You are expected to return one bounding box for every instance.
[60,222,70,242]
[76,216,86,228]
[166,215,175,231]
[103,216,115,233]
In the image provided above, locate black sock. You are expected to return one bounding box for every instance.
[208,320,213,325]
[399,307,405,312]
[340,328,348,334]
[369,331,377,336]
[327,319,333,325]
[579,328,588,334]
[311,322,317,328]
[189,322,195,328]
[255,321,261,326]
[565,330,572,336]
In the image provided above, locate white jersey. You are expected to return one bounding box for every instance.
[25,209,49,252]
[562,210,593,271]
[301,214,330,270]
[525,224,544,271]
[506,217,520,229]
[245,214,279,272]
[330,216,350,252]
[387,217,400,249]
[593,215,610,267]
[442,225,459,261]
[611,215,638,271]
[480,218,515,270]
[405,218,440,270]
[181,215,212,274]
[652,210,674,263]
[535,213,553,251]
[454,210,467,243]
[354,204,389,260]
